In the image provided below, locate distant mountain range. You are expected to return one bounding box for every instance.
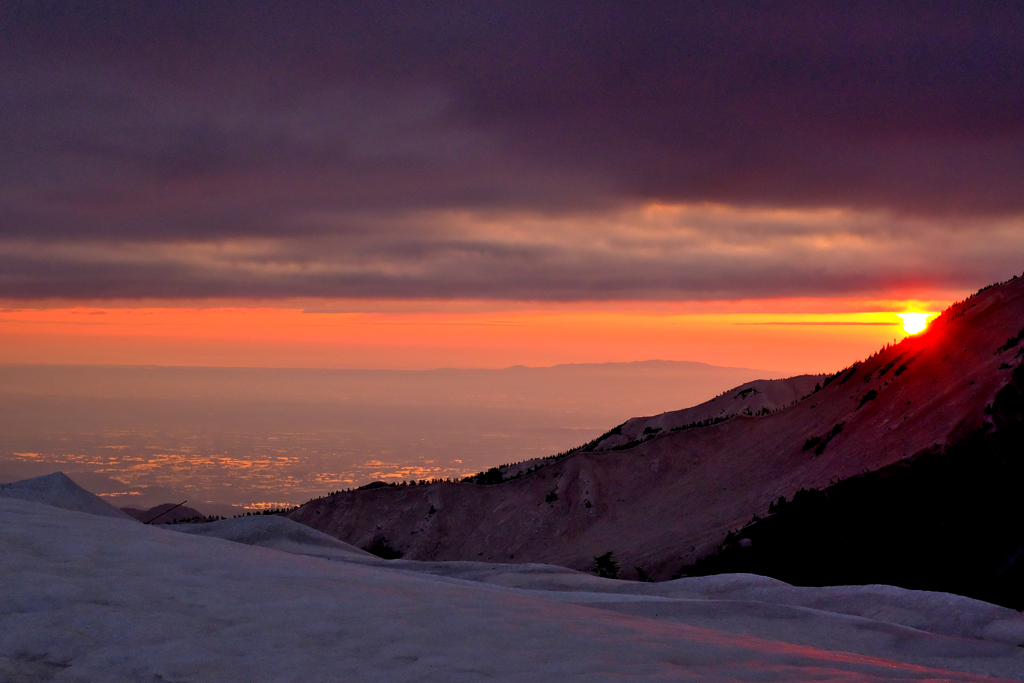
[289,274,1024,609]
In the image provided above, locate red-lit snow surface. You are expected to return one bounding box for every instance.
[3,498,1023,682]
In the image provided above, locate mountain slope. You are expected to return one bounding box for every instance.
[679,349,1024,608]
[289,275,1024,584]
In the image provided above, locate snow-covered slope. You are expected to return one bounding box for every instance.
[0,471,136,521]
[175,511,1024,650]
[2,497,1023,682]
[174,514,377,560]
[593,374,825,450]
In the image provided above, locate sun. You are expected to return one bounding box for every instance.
[898,312,930,335]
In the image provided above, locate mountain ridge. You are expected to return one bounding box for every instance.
[289,274,1024,588]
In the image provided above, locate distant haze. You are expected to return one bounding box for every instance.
[0,361,779,512]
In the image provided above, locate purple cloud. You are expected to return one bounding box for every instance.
[1,2,1022,299]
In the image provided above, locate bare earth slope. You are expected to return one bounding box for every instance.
[290,276,1024,581]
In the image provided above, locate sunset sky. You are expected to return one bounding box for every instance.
[2,2,1023,373]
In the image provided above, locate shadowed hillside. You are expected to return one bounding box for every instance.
[679,359,1024,610]
[122,503,209,525]
[289,275,1024,596]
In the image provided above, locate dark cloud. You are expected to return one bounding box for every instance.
[1,207,1021,300]
[1,2,1023,299]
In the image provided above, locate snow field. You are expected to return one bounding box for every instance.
[3,498,1024,681]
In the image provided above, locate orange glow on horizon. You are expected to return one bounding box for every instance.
[0,298,956,375]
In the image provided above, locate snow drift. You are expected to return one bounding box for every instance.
[3,496,1024,682]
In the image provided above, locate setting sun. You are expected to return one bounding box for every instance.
[898,312,931,335]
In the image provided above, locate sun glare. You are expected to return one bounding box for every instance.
[898,312,930,335]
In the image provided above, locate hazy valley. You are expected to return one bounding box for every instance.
[0,360,778,512]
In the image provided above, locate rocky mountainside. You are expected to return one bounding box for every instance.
[289,275,1024,589]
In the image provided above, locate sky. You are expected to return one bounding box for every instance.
[2,1,1023,373]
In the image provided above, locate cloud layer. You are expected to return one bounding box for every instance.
[2,2,1023,300]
